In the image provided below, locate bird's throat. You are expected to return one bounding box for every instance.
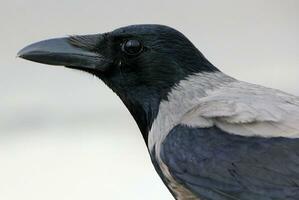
[119,87,161,144]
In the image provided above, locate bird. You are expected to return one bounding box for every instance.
[18,24,299,200]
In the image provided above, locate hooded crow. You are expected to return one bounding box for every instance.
[18,24,299,200]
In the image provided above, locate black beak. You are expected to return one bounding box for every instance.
[17,35,111,72]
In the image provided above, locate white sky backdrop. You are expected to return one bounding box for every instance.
[0,0,298,199]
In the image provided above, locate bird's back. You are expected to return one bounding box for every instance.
[149,72,299,200]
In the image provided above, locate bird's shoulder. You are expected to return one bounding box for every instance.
[180,80,299,138]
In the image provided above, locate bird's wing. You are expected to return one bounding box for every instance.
[160,81,299,199]
[161,125,299,200]
[180,81,299,138]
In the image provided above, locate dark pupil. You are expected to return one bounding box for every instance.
[124,40,142,55]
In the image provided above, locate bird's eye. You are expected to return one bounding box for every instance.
[122,40,143,56]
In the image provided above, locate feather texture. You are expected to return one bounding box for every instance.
[181,80,299,138]
[149,72,299,199]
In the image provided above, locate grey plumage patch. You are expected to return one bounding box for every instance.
[181,79,299,138]
[149,71,299,152]
[148,72,235,151]
[148,72,234,199]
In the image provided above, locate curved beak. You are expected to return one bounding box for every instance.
[17,36,111,72]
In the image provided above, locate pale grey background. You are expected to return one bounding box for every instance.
[0,0,298,199]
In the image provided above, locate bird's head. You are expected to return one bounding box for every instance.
[18,24,219,142]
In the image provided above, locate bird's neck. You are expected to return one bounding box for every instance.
[115,72,236,146]
[117,86,162,145]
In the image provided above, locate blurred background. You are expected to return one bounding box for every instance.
[0,0,298,199]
